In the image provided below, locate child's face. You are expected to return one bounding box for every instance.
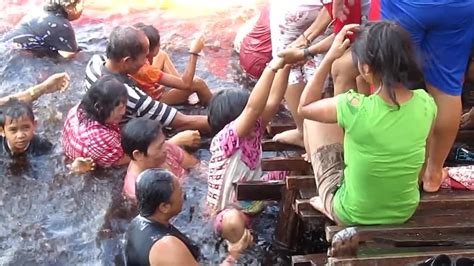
[3,116,36,153]
[143,132,167,168]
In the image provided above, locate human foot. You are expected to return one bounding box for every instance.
[169,130,201,147]
[460,108,474,129]
[272,129,304,147]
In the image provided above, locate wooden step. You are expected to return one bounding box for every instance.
[262,157,311,172]
[262,139,305,152]
[286,175,316,190]
[328,247,474,266]
[235,180,284,201]
[325,209,474,242]
[292,253,328,266]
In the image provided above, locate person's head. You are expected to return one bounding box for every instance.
[105,26,149,75]
[133,23,161,62]
[207,88,250,135]
[80,76,128,125]
[0,99,36,154]
[136,168,184,219]
[351,21,422,106]
[121,118,166,168]
[44,0,84,21]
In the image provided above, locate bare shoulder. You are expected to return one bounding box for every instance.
[149,236,198,266]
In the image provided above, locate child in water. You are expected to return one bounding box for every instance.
[206,54,293,259]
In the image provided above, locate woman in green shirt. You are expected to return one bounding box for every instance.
[287,22,437,225]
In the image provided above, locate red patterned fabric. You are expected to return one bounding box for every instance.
[61,104,124,167]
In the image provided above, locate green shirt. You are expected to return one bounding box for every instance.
[333,89,437,225]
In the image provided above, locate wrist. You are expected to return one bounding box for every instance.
[302,32,311,45]
[188,51,201,57]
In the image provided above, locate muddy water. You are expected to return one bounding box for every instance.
[0,1,307,265]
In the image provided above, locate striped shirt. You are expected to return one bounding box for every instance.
[85,54,177,126]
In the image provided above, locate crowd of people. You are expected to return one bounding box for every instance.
[1,0,473,265]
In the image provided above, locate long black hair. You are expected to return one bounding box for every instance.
[80,76,128,124]
[207,88,250,135]
[352,21,423,107]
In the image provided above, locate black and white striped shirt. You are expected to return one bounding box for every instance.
[85,54,177,127]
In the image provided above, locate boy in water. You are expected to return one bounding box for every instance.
[0,99,52,157]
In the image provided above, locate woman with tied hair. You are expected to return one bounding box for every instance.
[3,0,84,58]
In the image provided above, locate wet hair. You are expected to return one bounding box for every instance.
[44,0,79,17]
[351,21,423,107]
[0,98,34,128]
[136,168,174,217]
[121,118,163,160]
[207,88,250,135]
[79,76,128,125]
[133,23,161,51]
[106,26,148,61]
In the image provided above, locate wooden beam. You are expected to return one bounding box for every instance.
[262,157,310,172]
[286,175,316,190]
[418,189,474,211]
[329,248,474,266]
[262,140,305,152]
[235,181,284,201]
[456,129,474,144]
[292,253,328,266]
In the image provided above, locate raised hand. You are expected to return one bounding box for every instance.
[333,0,355,22]
[326,24,359,60]
[277,48,306,65]
[189,34,205,54]
[69,157,96,173]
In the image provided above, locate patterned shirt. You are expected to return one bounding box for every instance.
[207,119,266,214]
[85,54,177,126]
[61,104,123,167]
[3,11,78,54]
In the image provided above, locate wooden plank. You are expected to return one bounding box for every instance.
[292,253,328,266]
[266,118,296,136]
[299,187,317,200]
[325,209,474,242]
[286,175,316,190]
[418,189,474,211]
[262,140,305,152]
[457,129,474,143]
[262,157,310,172]
[274,186,300,250]
[235,181,284,201]
[329,247,474,266]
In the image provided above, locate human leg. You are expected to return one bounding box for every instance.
[303,119,344,223]
[214,208,253,256]
[169,112,210,133]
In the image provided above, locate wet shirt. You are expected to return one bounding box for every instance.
[125,216,200,266]
[207,119,266,214]
[0,135,52,157]
[85,55,177,127]
[333,89,437,225]
[4,11,78,53]
[61,104,123,167]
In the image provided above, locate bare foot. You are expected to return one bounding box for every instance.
[328,227,359,258]
[423,166,443,192]
[302,153,311,163]
[169,130,201,147]
[272,129,304,147]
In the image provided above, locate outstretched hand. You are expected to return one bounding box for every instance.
[68,157,96,173]
[189,34,205,54]
[43,72,70,94]
[326,24,359,60]
[277,48,306,65]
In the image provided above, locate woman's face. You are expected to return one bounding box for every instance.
[105,100,127,125]
[65,0,84,21]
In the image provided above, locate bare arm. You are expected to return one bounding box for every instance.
[0,72,69,106]
[289,6,332,48]
[180,151,199,169]
[234,57,285,138]
[261,65,291,125]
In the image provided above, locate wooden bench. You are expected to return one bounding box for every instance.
[291,189,474,265]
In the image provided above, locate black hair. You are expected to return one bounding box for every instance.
[0,98,34,128]
[79,76,128,125]
[351,21,423,108]
[43,0,79,18]
[121,118,163,160]
[207,88,250,135]
[136,168,174,217]
[106,26,148,61]
[133,23,161,51]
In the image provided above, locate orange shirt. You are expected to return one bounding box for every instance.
[131,62,164,99]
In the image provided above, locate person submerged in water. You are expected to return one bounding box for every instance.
[3,0,84,58]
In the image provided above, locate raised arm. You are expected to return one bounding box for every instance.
[0,72,69,106]
[261,65,291,125]
[234,57,286,137]
[298,25,358,123]
[289,6,332,48]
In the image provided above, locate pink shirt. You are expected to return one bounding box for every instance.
[61,104,123,167]
[207,119,265,213]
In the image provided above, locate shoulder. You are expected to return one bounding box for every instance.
[31,135,53,155]
[149,235,191,262]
